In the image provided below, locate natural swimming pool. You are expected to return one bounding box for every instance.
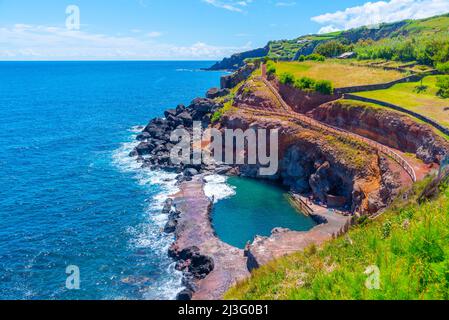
[212,177,316,249]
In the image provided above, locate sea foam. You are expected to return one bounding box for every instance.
[112,131,183,300]
[203,174,236,203]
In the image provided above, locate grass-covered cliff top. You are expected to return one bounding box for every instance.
[273,60,403,87]
[354,76,449,128]
[226,176,449,300]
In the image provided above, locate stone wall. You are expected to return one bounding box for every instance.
[335,70,440,94]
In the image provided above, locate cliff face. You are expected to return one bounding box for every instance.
[220,111,389,214]
[206,46,269,71]
[219,77,401,214]
[309,100,449,164]
[275,80,339,113]
[220,62,260,89]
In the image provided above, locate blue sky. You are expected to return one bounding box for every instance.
[1,0,448,60]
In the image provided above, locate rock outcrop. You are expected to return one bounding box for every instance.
[309,100,449,164]
[221,62,260,90]
[130,98,222,172]
[206,87,230,99]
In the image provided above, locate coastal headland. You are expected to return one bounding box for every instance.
[128,59,448,299]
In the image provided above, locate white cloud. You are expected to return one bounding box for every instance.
[317,25,341,34]
[275,2,296,7]
[0,24,252,60]
[147,31,162,38]
[202,0,253,12]
[312,0,449,32]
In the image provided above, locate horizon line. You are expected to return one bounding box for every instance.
[0,59,221,63]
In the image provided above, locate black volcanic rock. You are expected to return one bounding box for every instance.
[176,289,193,301]
[177,111,193,126]
[135,142,155,156]
[206,87,230,99]
[176,104,186,115]
[164,109,177,118]
[136,132,151,141]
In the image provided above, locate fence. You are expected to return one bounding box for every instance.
[334,70,441,94]
[344,94,449,136]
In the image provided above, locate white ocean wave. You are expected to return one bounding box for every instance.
[111,131,183,300]
[203,174,236,203]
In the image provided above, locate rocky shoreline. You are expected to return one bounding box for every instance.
[165,177,249,300]
[127,92,355,299]
[127,64,409,299]
[159,175,351,300]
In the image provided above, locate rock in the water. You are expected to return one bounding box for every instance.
[164,219,177,233]
[176,289,193,301]
[135,142,155,156]
[136,132,151,141]
[183,168,199,177]
[162,198,174,214]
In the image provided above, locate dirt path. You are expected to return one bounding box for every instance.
[257,75,423,183]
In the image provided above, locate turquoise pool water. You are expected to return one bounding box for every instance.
[212,177,316,249]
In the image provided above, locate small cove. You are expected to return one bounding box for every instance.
[212,177,316,249]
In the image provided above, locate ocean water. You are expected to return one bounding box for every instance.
[211,177,316,249]
[0,61,226,300]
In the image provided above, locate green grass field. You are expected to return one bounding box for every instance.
[226,178,449,300]
[354,76,449,128]
[274,60,403,88]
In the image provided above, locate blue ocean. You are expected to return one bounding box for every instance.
[0,61,226,300]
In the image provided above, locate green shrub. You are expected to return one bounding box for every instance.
[297,54,326,62]
[436,75,449,98]
[314,80,334,95]
[279,72,295,85]
[306,53,326,61]
[381,220,392,239]
[354,34,449,66]
[437,61,449,74]
[211,110,222,123]
[266,61,276,76]
[294,76,316,90]
[314,40,351,57]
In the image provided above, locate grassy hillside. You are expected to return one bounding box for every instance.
[226,175,449,300]
[355,76,449,128]
[267,13,449,63]
[274,60,403,87]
